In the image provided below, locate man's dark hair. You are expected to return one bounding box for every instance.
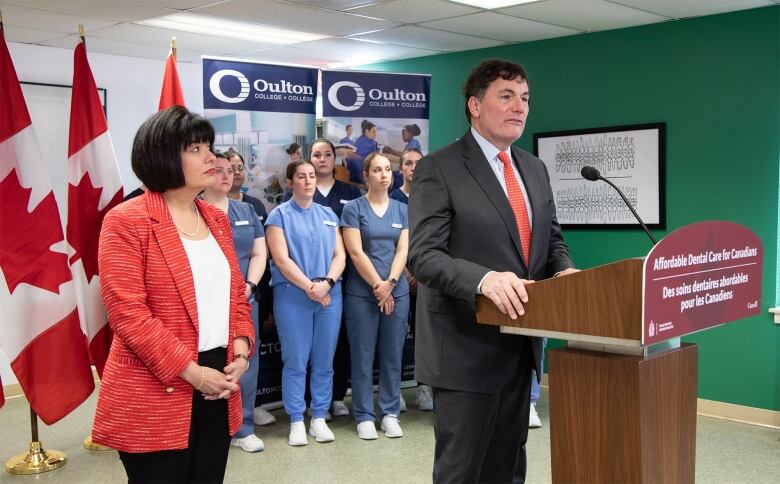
[131,106,214,192]
[345,124,352,130]
[463,59,528,124]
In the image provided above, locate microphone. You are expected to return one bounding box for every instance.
[580,166,657,245]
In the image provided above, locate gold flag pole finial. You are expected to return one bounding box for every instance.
[1,10,5,28]
[78,24,85,41]
[171,37,177,58]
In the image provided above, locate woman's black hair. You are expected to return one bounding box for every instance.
[309,138,336,156]
[131,106,214,192]
[285,143,301,155]
[360,119,376,135]
[404,124,421,137]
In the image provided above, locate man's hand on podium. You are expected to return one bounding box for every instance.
[480,271,534,320]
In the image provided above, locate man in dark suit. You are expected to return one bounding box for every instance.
[409,59,577,483]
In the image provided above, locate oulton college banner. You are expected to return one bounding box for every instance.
[322,69,431,383]
[203,56,318,405]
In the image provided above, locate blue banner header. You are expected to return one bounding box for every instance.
[203,58,318,114]
[322,70,430,119]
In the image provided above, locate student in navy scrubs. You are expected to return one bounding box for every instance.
[341,153,410,440]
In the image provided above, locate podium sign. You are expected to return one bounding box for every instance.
[643,221,762,345]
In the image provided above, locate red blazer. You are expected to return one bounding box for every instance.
[91,191,254,453]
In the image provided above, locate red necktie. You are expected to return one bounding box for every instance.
[497,151,531,264]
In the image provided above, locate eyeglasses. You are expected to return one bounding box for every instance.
[230,165,245,172]
[215,167,234,176]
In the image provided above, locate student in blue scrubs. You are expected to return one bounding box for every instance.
[348,119,379,185]
[340,124,354,145]
[265,160,346,447]
[282,139,361,418]
[202,154,268,452]
[341,153,410,440]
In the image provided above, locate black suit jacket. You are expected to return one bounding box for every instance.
[409,130,573,393]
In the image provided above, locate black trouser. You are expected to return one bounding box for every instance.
[431,348,533,484]
[118,347,231,484]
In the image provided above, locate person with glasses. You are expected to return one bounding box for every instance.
[265,160,346,446]
[202,153,268,453]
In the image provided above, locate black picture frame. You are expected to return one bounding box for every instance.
[533,122,665,230]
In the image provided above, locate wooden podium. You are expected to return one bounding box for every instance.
[477,259,698,483]
[474,222,762,482]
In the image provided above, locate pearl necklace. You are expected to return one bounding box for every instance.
[175,204,201,237]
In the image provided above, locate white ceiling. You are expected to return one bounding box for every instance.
[0,0,776,67]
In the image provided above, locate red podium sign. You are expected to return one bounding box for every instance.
[642,221,762,345]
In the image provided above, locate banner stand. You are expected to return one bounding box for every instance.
[4,407,66,475]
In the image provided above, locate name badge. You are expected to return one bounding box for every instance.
[235,220,249,226]
[340,199,348,204]
[392,223,403,229]
[323,220,338,227]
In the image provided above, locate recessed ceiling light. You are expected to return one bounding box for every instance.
[137,12,330,45]
[449,0,542,9]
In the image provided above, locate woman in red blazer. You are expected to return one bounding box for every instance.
[92,106,254,483]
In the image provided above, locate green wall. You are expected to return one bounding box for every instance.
[366,6,780,411]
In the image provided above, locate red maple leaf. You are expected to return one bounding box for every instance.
[0,170,72,294]
[67,172,123,282]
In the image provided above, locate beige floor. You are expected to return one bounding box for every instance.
[1,386,778,483]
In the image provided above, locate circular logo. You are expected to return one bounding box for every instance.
[209,69,250,103]
[327,81,365,111]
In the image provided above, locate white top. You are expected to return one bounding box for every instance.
[181,233,230,352]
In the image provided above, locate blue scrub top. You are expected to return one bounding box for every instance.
[350,135,379,184]
[266,199,339,287]
[228,200,265,278]
[340,197,409,298]
[404,138,422,152]
[282,179,361,219]
[389,188,408,205]
[340,136,353,145]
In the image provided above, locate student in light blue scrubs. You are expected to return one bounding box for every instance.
[341,153,410,440]
[202,154,267,453]
[265,160,346,447]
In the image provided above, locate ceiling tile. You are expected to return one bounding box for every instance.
[0,4,117,34]
[1,25,70,44]
[499,0,669,31]
[40,34,222,62]
[193,0,400,36]
[609,0,774,19]
[120,0,228,9]
[421,11,580,42]
[89,23,278,54]
[348,0,481,24]
[236,37,438,67]
[2,0,175,22]
[284,0,384,10]
[352,25,504,51]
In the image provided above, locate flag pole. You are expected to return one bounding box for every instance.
[78,24,85,41]
[4,407,67,475]
[171,36,176,59]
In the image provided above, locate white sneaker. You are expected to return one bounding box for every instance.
[307,408,332,421]
[356,421,378,440]
[416,385,434,411]
[381,414,403,438]
[529,402,542,429]
[399,394,408,413]
[288,421,308,446]
[331,400,350,417]
[253,407,276,426]
[308,417,335,443]
[230,434,265,452]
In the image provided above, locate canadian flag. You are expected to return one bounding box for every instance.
[67,39,124,377]
[0,24,95,422]
[158,46,185,110]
